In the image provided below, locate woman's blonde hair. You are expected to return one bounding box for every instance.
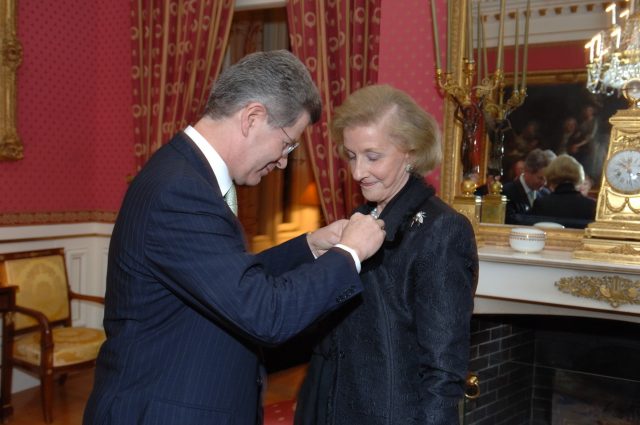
[544,154,585,187]
[331,84,442,174]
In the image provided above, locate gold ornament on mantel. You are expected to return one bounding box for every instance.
[480,180,507,224]
[555,275,640,308]
[574,79,640,265]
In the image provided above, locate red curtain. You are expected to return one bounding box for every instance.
[286,0,381,223]
[130,0,234,171]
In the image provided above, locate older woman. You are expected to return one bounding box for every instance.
[530,154,596,226]
[294,85,478,425]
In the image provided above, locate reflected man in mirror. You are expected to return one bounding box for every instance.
[502,148,556,224]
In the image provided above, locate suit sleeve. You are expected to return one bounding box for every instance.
[256,234,315,276]
[143,176,362,345]
[415,213,478,424]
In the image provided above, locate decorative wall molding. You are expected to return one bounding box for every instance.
[0,211,117,227]
[0,0,23,161]
[556,275,640,308]
[477,0,611,46]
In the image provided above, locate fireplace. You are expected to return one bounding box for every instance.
[463,315,640,425]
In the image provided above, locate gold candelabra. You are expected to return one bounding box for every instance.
[482,72,527,180]
[431,0,531,193]
[435,60,500,186]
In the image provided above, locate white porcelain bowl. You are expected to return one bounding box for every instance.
[509,227,546,253]
[533,222,565,229]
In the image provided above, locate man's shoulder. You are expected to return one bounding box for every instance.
[501,179,522,194]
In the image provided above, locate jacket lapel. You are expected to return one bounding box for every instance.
[356,176,435,243]
[171,131,223,197]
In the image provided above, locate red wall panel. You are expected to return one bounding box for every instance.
[0,1,132,219]
[379,0,445,190]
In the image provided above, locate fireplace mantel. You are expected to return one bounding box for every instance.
[475,246,640,323]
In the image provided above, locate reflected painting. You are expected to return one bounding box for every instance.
[502,81,628,191]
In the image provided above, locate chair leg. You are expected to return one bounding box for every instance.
[41,372,54,423]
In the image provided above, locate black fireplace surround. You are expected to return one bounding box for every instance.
[464,315,640,425]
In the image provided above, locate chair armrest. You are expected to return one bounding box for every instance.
[69,291,105,305]
[9,305,54,349]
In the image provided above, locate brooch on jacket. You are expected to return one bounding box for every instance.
[411,211,426,227]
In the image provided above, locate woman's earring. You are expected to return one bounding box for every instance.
[405,164,414,173]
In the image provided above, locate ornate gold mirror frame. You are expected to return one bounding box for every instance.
[1,0,23,161]
[439,1,583,250]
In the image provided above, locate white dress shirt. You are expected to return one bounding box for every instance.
[183,126,362,272]
[184,125,232,198]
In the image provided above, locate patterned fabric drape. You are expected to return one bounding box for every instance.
[286,0,381,223]
[131,0,234,171]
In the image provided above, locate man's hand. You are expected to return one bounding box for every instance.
[307,219,348,257]
[339,212,385,262]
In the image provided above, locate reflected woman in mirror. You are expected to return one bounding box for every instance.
[530,154,596,228]
[294,84,478,425]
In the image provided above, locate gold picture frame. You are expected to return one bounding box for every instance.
[0,0,23,161]
[439,1,585,250]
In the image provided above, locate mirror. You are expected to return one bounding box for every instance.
[438,0,611,250]
[0,0,23,161]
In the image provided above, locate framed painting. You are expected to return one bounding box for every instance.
[0,0,23,161]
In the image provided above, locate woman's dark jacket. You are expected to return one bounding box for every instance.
[294,176,479,425]
[530,182,596,222]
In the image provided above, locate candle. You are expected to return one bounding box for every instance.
[477,2,483,82]
[431,0,442,70]
[586,39,594,63]
[606,3,616,25]
[496,0,506,71]
[612,27,621,49]
[447,0,452,72]
[522,0,531,90]
[482,16,488,78]
[467,0,473,60]
[514,10,519,91]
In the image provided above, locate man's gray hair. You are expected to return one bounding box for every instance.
[524,148,556,173]
[203,50,321,126]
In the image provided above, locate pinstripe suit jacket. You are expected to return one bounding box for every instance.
[83,132,361,425]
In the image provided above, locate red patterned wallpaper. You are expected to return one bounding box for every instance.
[0,1,132,221]
[379,0,445,190]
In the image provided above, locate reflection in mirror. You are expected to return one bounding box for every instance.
[0,0,23,161]
[495,71,627,230]
[439,0,615,249]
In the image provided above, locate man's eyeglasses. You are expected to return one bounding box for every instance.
[280,128,300,157]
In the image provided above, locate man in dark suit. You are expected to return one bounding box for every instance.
[502,148,555,224]
[83,50,386,425]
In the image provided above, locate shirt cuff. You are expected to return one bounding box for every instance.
[334,243,361,273]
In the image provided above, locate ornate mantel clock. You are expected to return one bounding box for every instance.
[574,79,640,264]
